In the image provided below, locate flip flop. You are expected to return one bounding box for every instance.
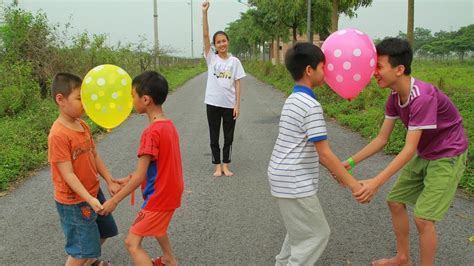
[151,256,165,266]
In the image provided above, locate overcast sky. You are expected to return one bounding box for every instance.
[3,0,473,58]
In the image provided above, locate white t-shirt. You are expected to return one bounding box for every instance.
[204,50,246,108]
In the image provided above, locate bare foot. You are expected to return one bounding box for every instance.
[213,164,222,177]
[222,164,234,176]
[372,256,412,266]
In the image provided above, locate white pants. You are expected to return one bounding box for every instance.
[275,194,330,266]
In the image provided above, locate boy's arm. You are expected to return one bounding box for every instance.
[94,153,122,196]
[56,161,103,212]
[344,118,396,169]
[202,1,211,55]
[354,129,422,203]
[233,79,241,119]
[99,155,152,215]
[315,140,362,193]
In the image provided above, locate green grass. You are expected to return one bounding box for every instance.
[0,64,206,190]
[244,60,474,194]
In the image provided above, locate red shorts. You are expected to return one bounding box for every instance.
[129,209,175,237]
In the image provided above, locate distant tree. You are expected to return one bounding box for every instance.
[451,24,474,61]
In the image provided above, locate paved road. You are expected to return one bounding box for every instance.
[1,73,473,265]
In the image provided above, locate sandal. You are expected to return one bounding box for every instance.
[91,258,112,266]
[151,256,165,266]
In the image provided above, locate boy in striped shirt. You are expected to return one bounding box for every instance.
[268,42,362,265]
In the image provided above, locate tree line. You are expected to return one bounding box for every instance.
[226,0,473,62]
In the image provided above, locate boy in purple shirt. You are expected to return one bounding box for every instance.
[344,38,468,265]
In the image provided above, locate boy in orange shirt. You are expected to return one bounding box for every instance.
[100,71,184,266]
[48,73,122,266]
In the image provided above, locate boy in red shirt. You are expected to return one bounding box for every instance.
[48,73,121,266]
[101,71,184,266]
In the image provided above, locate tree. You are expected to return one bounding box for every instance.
[451,24,474,61]
[331,0,373,33]
[0,7,57,97]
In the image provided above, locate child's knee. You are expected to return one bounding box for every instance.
[414,217,435,231]
[124,237,139,254]
[388,201,406,213]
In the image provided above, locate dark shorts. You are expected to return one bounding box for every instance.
[56,189,118,258]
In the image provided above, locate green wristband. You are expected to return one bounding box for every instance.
[347,157,356,174]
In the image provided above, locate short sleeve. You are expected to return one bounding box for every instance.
[303,105,327,142]
[137,130,159,160]
[408,95,437,130]
[204,49,215,65]
[233,58,246,80]
[48,134,72,163]
[385,95,399,119]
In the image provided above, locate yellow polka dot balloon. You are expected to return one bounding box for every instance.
[81,64,133,129]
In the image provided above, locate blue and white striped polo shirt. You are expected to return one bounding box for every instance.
[267,85,327,198]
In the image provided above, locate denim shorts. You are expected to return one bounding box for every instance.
[56,189,118,258]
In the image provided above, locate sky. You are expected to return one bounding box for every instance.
[2,0,473,58]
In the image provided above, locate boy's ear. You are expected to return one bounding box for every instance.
[395,65,405,76]
[55,93,64,105]
[305,65,313,76]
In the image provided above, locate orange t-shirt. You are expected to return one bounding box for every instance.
[48,119,99,204]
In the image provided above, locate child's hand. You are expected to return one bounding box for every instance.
[114,176,130,187]
[341,160,351,171]
[353,178,380,203]
[233,106,240,120]
[202,0,209,12]
[107,179,122,196]
[99,199,118,216]
[87,197,104,213]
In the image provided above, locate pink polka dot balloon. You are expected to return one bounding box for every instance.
[321,28,376,101]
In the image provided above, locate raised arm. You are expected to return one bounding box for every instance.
[202,0,211,55]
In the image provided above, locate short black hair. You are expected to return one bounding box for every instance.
[132,71,168,105]
[51,73,82,104]
[376,38,413,75]
[285,42,325,81]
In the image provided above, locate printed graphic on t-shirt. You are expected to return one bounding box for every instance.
[213,63,233,80]
[72,142,94,160]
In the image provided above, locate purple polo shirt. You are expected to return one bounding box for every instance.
[385,78,468,160]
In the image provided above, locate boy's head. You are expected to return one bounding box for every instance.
[51,73,84,118]
[374,38,413,88]
[285,42,325,86]
[132,71,168,112]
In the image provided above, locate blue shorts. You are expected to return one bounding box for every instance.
[56,189,118,259]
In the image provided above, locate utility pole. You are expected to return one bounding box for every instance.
[190,0,194,58]
[153,0,160,69]
[307,0,312,42]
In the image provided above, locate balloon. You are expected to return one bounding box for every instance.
[321,28,376,101]
[81,64,133,129]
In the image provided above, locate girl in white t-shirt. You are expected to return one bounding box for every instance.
[202,0,246,177]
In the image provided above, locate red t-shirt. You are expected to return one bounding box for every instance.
[48,119,99,204]
[137,120,184,211]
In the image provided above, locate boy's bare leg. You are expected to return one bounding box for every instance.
[213,164,223,177]
[373,202,412,266]
[66,257,88,266]
[222,163,234,176]
[414,218,436,266]
[156,234,178,266]
[125,232,152,266]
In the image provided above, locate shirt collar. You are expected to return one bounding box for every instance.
[293,85,317,100]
